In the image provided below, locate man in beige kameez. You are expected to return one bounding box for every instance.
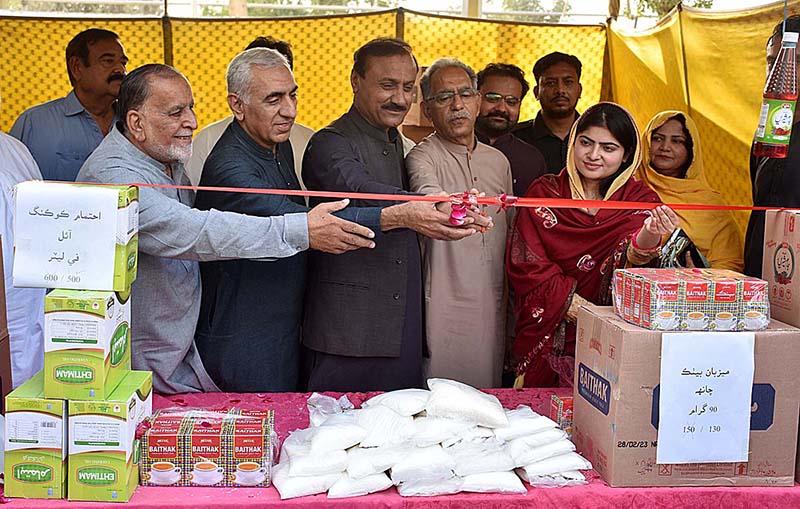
[406,58,513,388]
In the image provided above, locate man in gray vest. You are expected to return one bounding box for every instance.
[302,38,491,392]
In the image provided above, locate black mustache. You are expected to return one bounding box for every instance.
[381,103,408,112]
[108,73,125,83]
[487,111,510,121]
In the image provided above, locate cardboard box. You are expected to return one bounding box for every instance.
[549,395,573,436]
[613,268,769,332]
[44,289,131,400]
[4,371,68,499]
[573,304,800,487]
[68,370,152,502]
[13,182,138,292]
[763,210,800,328]
[140,408,275,487]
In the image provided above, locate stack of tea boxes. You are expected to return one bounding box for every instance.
[5,183,152,502]
[574,267,800,487]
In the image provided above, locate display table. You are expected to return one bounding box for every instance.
[5,388,800,508]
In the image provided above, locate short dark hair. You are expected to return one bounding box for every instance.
[117,64,184,133]
[352,38,418,78]
[574,103,637,196]
[245,36,294,69]
[477,63,530,100]
[66,28,120,86]
[532,52,582,83]
[769,15,800,47]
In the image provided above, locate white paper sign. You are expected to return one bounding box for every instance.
[13,181,118,290]
[656,332,755,464]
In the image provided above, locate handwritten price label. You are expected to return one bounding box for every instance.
[656,332,755,464]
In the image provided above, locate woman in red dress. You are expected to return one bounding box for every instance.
[506,102,679,387]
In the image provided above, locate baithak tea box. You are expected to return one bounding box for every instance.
[140,408,275,488]
[68,370,152,502]
[574,305,800,487]
[44,289,131,400]
[4,372,68,499]
[612,268,769,332]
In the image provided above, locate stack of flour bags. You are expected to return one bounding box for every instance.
[273,378,591,499]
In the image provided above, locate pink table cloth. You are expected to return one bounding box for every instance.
[5,388,799,508]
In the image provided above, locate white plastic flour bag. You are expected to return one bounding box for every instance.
[396,476,463,497]
[356,405,415,447]
[362,388,430,416]
[511,438,576,468]
[493,405,559,441]
[309,420,368,453]
[516,468,587,488]
[286,447,348,477]
[519,452,592,477]
[411,416,475,447]
[347,444,411,480]
[425,378,508,428]
[460,471,527,494]
[272,463,342,500]
[327,472,393,498]
[390,445,456,484]
[446,441,515,476]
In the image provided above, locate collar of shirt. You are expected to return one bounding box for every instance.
[230,119,277,160]
[433,132,477,156]
[531,110,580,141]
[63,90,86,117]
[347,105,400,144]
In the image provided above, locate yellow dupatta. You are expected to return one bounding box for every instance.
[566,102,643,204]
[636,111,743,271]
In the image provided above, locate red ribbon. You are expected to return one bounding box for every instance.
[65,180,798,213]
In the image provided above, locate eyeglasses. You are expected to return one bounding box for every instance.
[426,88,479,107]
[483,92,521,107]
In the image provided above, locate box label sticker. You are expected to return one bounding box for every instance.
[577,363,610,415]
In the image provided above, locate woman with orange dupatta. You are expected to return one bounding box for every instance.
[506,103,680,388]
[638,111,744,271]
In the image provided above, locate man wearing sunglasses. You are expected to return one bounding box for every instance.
[476,63,547,197]
[406,58,512,389]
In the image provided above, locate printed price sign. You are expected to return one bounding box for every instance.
[13,181,119,290]
[656,332,755,464]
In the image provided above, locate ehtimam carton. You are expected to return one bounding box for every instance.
[44,289,131,400]
[4,371,68,499]
[68,370,152,502]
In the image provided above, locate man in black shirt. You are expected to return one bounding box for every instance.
[475,63,547,196]
[744,15,800,277]
[512,52,582,174]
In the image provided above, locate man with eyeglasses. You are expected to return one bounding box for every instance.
[406,58,512,388]
[476,63,548,196]
[512,52,583,174]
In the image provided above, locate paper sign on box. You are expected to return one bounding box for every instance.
[657,332,755,464]
[13,182,138,292]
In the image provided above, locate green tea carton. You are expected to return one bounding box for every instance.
[4,371,68,499]
[68,370,152,502]
[44,289,131,400]
[12,182,138,292]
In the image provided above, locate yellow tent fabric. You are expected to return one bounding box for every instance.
[2,3,799,234]
[0,18,163,131]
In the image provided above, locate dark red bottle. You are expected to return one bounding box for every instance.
[754,31,798,159]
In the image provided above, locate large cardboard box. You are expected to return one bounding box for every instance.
[573,304,800,487]
[4,372,68,499]
[68,370,152,502]
[43,289,131,400]
[763,210,800,328]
